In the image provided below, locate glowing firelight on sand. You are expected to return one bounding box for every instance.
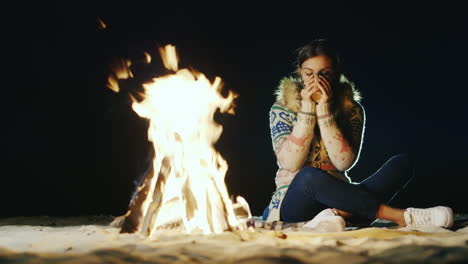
[108,45,252,236]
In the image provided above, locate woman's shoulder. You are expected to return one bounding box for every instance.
[273,75,302,113]
[270,102,298,117]
[337,74,364,114]
[270,102,297,125]
[337,74,362,104]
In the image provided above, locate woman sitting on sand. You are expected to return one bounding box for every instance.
[262,38,453,229]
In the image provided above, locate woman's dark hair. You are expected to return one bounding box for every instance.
[295,39,341,84]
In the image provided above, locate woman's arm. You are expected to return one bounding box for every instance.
[270,101,317,171]
[317,101,365,171]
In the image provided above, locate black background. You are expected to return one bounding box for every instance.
[3,1,467,217]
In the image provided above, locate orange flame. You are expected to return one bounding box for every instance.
[107,58,133,92]
[158,44,178,71]
[144,52,152,64]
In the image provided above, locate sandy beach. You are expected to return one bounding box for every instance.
[0,214,467,263]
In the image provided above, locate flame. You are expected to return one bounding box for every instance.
[107,58,133,92]
[158,44,178,71]
[144,52,152,64]
[111,45,250,236]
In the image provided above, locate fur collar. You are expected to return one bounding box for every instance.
[274,74,362,112]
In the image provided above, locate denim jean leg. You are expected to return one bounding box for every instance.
[281,167,381,222]
[358,154,415,204]
[280,167,328,222]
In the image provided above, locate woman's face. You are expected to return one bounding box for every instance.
[300,55,335,85]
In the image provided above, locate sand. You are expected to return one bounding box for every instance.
[0,215,467,263]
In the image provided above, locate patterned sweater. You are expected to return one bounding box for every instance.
[265,74,365,222]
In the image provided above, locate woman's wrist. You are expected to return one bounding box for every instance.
[300,100,316,114]
[316,102,331,118]
[316,102,335,127]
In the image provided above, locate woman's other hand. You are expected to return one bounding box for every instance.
[316,74,333,104]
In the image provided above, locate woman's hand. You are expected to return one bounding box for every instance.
[300,75,316,102]
[301,74,333,104]
[316,74,333,105]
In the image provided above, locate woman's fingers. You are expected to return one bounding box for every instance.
[316,79,330,104]
[318,76,332,97]
[301,88,314,102]
[302,74,334,103]
[304,77,315,91]
[318,76,331,92]
[303,75,313,84]
[317,79,327,94]
[304,74,332,93]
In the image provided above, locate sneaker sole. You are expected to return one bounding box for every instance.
[303,216,345,232]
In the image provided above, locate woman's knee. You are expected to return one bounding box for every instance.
[385,153,414,174]
[297,166,321,178]
[293,166,330,188]
[390,153,413,167]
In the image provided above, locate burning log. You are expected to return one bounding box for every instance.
[120,164,155,234]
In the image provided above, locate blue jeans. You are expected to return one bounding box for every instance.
[263,154,414,222]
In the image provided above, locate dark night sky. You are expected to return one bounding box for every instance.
[2,1,467,217]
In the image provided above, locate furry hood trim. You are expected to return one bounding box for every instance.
[273,74,362,112]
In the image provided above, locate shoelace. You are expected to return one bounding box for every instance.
[408,208,432,226]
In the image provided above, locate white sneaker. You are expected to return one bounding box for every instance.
[302,208,345,232]
[403,206,454,228]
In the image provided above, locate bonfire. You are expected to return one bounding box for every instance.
[107,44,252,237]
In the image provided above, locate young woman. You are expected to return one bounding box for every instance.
[263,38,453,229]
